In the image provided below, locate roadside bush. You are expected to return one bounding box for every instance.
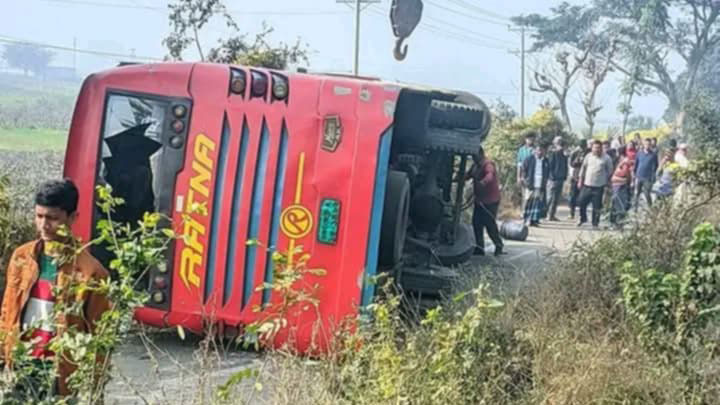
[263,283,533,405]
[263,153,720,405]
[0,186,174,404]
[0,176,36,300]
[484,107,573,208]
[621,223,720,354]
[0,150,64,214]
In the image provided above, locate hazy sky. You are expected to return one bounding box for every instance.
[2,0,669,132]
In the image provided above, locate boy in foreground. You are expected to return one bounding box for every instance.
[1,179,111,399]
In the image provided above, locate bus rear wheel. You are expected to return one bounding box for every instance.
[379,170,411,267]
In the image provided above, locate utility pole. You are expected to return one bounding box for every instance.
[337,0,380,76]
[509,25,532,119]
[73,37,77,77]
[354,0,361,75]
[520,26,525,119]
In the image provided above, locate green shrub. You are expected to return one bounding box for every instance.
[484,107,574,207]
[621,223,720,355]
[0,176,36,299]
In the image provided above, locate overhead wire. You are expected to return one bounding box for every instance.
[424,0,509,27]
[0,35,162,61]
[446,0,510,22]
[421,14,515,45]
[33,0,349,16]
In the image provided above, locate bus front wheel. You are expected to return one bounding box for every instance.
[379,170,411,267]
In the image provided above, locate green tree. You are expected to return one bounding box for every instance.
[594,0,720,137]
[164,0,309,70]
[626,115,656,132]
[683,91,720,150]
[2,43,54,77]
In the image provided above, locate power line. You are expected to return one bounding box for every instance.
[0,35,162,61]
[421,14,515,45]
[424,0,508,27]
[34,0,349,15]
[446,0,510,22]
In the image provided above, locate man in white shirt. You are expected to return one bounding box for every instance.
[577,140,614,228]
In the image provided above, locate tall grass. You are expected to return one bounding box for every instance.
[258,197,720,404]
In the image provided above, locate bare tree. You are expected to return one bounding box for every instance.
[580,40,617,137]
[529,46,592,131]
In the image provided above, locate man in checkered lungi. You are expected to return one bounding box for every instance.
[520,144,550,227]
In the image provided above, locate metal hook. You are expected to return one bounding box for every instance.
[394,37,409,61]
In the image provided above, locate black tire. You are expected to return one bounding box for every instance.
[396,264,459,298]
[424,127,483,155]
[429,100,485,131]
[435,223,475,267]
[379,170,411,266]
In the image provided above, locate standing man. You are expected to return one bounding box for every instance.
[521,144,550,227]
[568,139,588,220]
[577,140,614,228]
[516,132,536,197]
[633,132,642,147]
[634,137,659,211]
[610,146,633,229]
[650,137,659,153]
[466,146,505,256]
[547,136,568,222]
[603,140,618,167]
[1,180,111,398]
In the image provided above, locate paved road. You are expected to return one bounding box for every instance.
[106,206,604,404]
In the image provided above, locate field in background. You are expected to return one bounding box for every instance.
[0,128,67,151]
[0,72,76,152]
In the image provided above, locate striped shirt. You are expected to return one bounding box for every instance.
[21,254,58,359]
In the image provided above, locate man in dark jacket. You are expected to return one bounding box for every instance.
[466,146,505,256]
[521,144,550,227]
[547,136,568,221]
[568,139,588,219]
[634,137,659,211]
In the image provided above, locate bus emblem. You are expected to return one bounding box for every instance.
[281,205,313,239]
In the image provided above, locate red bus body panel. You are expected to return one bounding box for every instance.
[64,63,399,352]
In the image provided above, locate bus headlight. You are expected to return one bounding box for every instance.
[272,76,289,100]
[152,291,165,304]
[172,104,187,118]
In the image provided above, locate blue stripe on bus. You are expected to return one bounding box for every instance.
[223,118,250,305]
[262,122,289,306]
[361,128,393,307]
[243,120,270,308]
[205,114,231,303]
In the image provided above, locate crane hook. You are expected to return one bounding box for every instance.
[394,37,409,61]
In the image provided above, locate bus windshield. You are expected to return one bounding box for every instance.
[99,93,169,224]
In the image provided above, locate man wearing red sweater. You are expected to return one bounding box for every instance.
[466,146,505,257]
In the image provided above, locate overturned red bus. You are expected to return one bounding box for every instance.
[63,62,491,352]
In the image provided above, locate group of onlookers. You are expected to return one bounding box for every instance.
[463,131,690,257]
[517,132,690,230]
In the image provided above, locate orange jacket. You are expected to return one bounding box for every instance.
[0,239,111,396]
